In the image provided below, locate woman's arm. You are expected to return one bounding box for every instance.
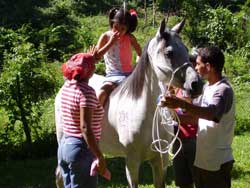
[80,107,106,174]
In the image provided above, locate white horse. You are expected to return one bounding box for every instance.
[55,19,203,188]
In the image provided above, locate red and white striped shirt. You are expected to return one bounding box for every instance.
[61,80,104,141]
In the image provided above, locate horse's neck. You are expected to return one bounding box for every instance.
[146,65,162,100]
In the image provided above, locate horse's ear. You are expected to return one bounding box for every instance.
[156,19,169,39]
[171,18,186,33]
[159,19,166,35]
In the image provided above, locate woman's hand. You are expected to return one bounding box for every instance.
[97,155,106,175]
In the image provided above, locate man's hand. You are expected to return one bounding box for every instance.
[159,95,186,109]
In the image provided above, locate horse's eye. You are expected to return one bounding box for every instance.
[164,48,174,58]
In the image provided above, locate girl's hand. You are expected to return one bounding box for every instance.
[110,31,120,44]
[87,45,97,56]
[87,45,102,62]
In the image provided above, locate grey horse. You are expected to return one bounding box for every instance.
[55,19,203,188]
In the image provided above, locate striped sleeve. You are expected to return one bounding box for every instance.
[79,83,97,109]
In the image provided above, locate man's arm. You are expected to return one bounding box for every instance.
[161,96,217,121]
[178,113,199,126]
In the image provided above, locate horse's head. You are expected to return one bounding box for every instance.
[147,19,203,97]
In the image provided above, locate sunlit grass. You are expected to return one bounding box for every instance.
[231,133,250,188]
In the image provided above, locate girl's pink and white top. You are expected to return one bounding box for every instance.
[104,31,133,75]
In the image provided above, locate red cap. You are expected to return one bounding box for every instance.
[62,53,95,80]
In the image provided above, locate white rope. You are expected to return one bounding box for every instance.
[167,62,191,91]
[150,62,191,160]
[151,106,182,160]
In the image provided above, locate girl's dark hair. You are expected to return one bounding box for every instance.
[109,8,138,33]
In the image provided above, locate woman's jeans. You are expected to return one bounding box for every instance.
[58,136,97,188]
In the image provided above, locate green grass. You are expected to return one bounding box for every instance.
[231,133,250,188]
[0,133,249,188]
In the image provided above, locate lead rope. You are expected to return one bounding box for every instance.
[151,62,191,160]
[151,106,182,159]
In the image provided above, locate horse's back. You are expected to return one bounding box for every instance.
[88,73,105,93]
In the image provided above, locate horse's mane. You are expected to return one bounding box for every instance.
[118,40,151,100]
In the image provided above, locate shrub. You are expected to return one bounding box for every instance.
[0,34,57,145]
[225,52,250,135]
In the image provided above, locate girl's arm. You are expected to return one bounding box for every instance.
[80,107,106,174]
[95,31,120,61]
[130,34,142,62]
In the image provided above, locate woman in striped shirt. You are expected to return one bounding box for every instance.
[57,53,106,188]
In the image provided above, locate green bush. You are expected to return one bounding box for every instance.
[233,83,250,135]
[225,52,250,135]
[183,5,250,52]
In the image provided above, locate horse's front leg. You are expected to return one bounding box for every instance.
[125,156,140,188]
[149,153,168,188]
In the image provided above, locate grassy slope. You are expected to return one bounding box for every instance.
[0,133,249,188]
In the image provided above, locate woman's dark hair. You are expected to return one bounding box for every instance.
[198,46,225,73]
[109,8,138,33]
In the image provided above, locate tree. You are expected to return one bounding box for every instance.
[0,27,56,145]
[144,0,148,25]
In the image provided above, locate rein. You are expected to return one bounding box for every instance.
[156,62,191,92]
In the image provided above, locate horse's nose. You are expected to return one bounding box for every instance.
[191,81,199,92]
[190,80,203,98]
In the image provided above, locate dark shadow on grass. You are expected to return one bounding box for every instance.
[99,157,127,187]
[99,157,175,188]
[0,157,175,188]
[0,158,57,188]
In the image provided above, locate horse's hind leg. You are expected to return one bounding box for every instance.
[149,153,168,188]
[125,157,140,188]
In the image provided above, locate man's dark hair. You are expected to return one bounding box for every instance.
[198,46,225,72]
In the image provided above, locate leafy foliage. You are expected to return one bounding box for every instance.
[182,1,250,51]
[0,27,58,145]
